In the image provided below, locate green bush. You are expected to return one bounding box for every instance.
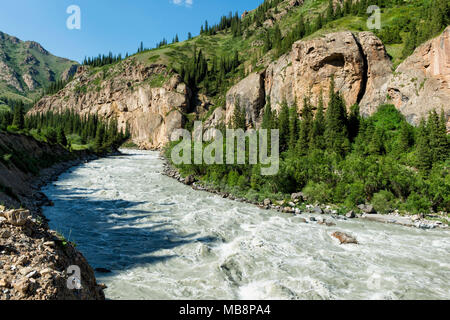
[372,190,395,214]
[303,181,333,204]
[403,192,432,214]
[343,182,366,208]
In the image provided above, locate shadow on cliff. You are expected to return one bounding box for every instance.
[43,196,220,274]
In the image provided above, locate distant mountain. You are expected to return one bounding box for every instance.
[0,31,78,103]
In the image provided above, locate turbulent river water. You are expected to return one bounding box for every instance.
[42,150,450,300]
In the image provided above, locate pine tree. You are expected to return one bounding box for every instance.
[297,97,313,155]
[12,102,25,130]
[94,125,105,152]
[428,109,449,163]
[416,118,432,171]
[398,121,412,153]
[310,92,325,150]
[348,104,361,142]
[335,2,342,18]
[232,100,246,130]
[324,77,350,155]
[368,127,385,155]
[326,0,335,22]
[278,101,290,152]
[402,22,417,59]
[57,126,67,147]
[261,100,274,130]
[288,106,299,151]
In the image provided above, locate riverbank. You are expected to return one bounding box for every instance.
[0,132,110,300]
[161,155,448,231]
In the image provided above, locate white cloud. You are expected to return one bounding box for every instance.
[171,0,193,7]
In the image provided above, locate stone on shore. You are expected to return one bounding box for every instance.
[346,210,356,219]
[358,204,376,214]
[1,209,30,226]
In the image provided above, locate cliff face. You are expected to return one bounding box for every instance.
[0,132,105,300]
[386,26,450,127]
[226,30,392,126]
[29,60,191,149]
[225,28,449,129]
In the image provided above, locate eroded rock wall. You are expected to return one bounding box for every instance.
[226,28,450,129]
[29,60,191,149]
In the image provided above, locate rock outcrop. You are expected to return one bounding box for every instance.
[264,53,296,113]
[0,60,23,92]
[226,28,450,129]
[29,60,191,149]
[331,232,358,245]
[226,72,266,126]
[290,31,366,108]
[358,32,393,115]
[385,26,450,127]
[0,207,105,300]
[195,107,226,141]
[61,64,79,82]
[228,31,384,123]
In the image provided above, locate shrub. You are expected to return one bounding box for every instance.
[372,190,395,214]
[403,192,432,214]
[343,182,366,208]
[303,181,333,204]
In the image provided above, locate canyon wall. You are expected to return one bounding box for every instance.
[29,60,191,149]
[225,27,449,129]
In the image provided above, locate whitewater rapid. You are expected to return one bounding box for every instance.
[41,150,450,300]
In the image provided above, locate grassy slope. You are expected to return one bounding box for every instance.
[128,0,429,92]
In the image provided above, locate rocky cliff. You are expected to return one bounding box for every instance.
[385,26,450,127]
[29,60,191,149]
[0,132,105,300]
[225,27,449,129]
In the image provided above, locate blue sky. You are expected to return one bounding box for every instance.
[0,0,263,63]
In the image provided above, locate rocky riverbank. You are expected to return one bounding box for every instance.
[0,135,111,300]
[161,157,448,231]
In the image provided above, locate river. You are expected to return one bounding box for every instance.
[41,150,450,300]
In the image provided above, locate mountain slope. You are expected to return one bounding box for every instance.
[28,0,450,147]
[0,31,78,103]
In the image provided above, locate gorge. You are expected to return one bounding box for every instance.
[0,0,449,301]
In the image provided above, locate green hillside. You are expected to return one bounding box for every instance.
[80,0,447,110]
[0,31,78,104]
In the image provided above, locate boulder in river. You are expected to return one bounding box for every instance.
[332,232,358,245]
